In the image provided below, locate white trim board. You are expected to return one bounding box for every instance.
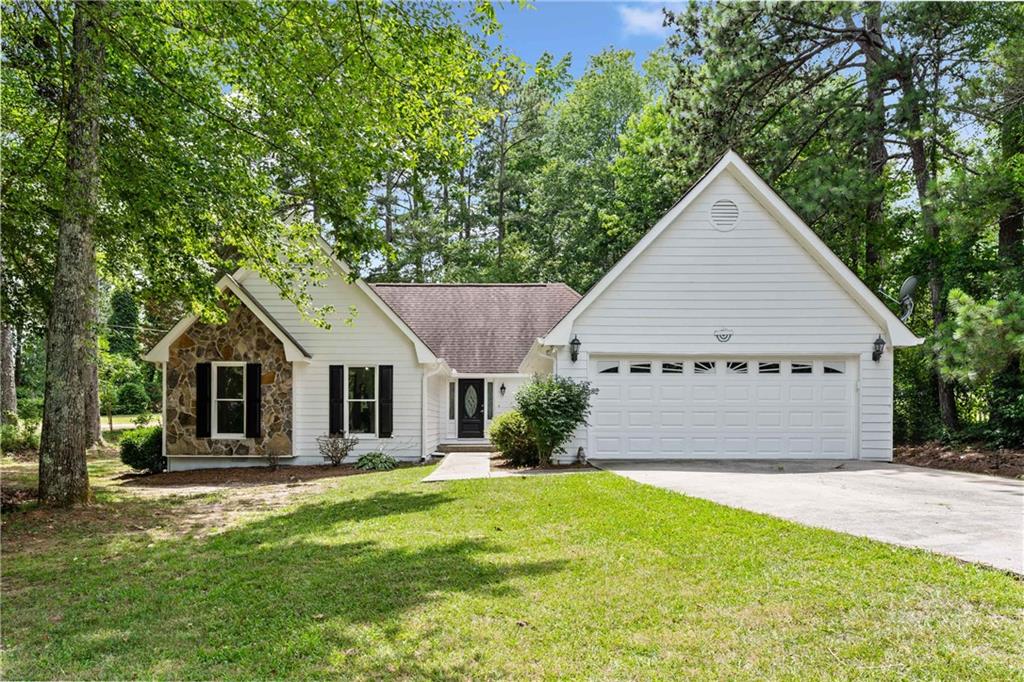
[143,274,312,364]
[541,151,923,348]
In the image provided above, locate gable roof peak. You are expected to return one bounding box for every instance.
[541,150,922,347]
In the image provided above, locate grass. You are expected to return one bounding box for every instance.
[102,414,160,431]
[2,455,1022,680]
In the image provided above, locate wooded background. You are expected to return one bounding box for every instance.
[2,1,1021,504]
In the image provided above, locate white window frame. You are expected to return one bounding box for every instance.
[487,381,494,420]
[212,361,246,439]
[346,365,379,438]
[448,381,456,421]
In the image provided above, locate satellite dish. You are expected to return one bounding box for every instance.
[898,275,918,321]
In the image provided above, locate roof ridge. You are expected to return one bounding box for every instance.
[371,282,561,287]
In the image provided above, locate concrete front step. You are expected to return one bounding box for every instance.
[437,442,496,453]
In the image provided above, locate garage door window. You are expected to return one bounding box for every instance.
[629,362,652,374]
[823,361,846,374]
[662,361,685,374]
[791,362,813,374]
[597,361,620,374]
[726,361,748,374]
[758,361,780,374]
[694,361,716,374]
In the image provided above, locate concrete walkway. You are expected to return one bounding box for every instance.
[597,460,1024,574]
[422,452,495,482]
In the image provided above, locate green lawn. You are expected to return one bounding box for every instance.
[2,456,1022,680]
[102,414,160,431]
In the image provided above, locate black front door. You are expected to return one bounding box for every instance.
[458,378,485,438]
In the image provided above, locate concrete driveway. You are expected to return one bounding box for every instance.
[597,460,1024,574]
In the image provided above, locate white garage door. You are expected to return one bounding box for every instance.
[589,358,857,459]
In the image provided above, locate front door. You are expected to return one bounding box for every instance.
[458,378,485,438]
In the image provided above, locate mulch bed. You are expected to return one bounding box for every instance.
[894,442,1024,479]
[120,463,376,487]
[490,455,594,474]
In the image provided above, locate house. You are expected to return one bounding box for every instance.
[144,152,921,471]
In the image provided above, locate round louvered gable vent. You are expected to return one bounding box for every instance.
[710,199,739,231]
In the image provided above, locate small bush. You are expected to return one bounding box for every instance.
[1,418,40,453]
[120,425,164,473]
[356,451,397,471]
[488,410,538,467]
[517,375,597,464]
[116,382,150,414]
[317,433,360,466]
[17,397,43,421]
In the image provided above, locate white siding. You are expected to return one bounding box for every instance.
[554,347,589,463]
[424,371,446,454]
[572,171,883,355]
[556,170,894,462]
[860,348,894,460]
[240,269,424,463]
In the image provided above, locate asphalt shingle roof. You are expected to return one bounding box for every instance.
[372,283,581,373]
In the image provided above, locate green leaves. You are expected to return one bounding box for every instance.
[516,375,597,462]
[937,289,1024,383]
[3,0,492,324]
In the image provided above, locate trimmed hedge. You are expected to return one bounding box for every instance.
[120,426,164,473]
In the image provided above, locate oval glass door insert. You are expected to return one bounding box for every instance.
[464,385,479,417]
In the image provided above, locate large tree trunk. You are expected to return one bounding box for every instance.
[898,63,958,430]
[860,6,887,286]
[998,79,1023,268]
[1,323,17,424]
[39,0,107,507]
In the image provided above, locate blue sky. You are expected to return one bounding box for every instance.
[491,2,675,76]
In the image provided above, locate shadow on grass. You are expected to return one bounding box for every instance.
[4,485,567,679]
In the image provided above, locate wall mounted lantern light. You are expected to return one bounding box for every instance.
[569,335,582,363]
[872,335,886,362]
[499,383,506,397]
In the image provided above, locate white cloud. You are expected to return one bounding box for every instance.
[618,5,670,38]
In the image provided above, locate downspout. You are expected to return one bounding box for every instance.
[421,360,448,461]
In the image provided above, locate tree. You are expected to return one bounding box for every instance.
[37,0,108,505]
[98,347,143,432]
[4,0,494,505]
[663,1,1022,433]
[107,289,139,357]
[526,49,653,291]
[1,324,17,424]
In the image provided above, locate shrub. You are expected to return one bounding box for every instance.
[1,418,40,453]
[120,426,164,473]
[17,397,43,421]
[116,382,150,414]
[488,410,538,466]
[317,434,360,466]
[356,451,397,471]
[516,375,597,464]
[133,410,155,429]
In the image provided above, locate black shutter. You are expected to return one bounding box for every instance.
[245,363,262,438]
[329,365,344,436]
[379,365,393,438]
[195,362,211,438]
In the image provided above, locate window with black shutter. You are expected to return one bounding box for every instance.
[329,365,345,436]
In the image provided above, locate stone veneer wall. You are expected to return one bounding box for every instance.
[166,296,293,458]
